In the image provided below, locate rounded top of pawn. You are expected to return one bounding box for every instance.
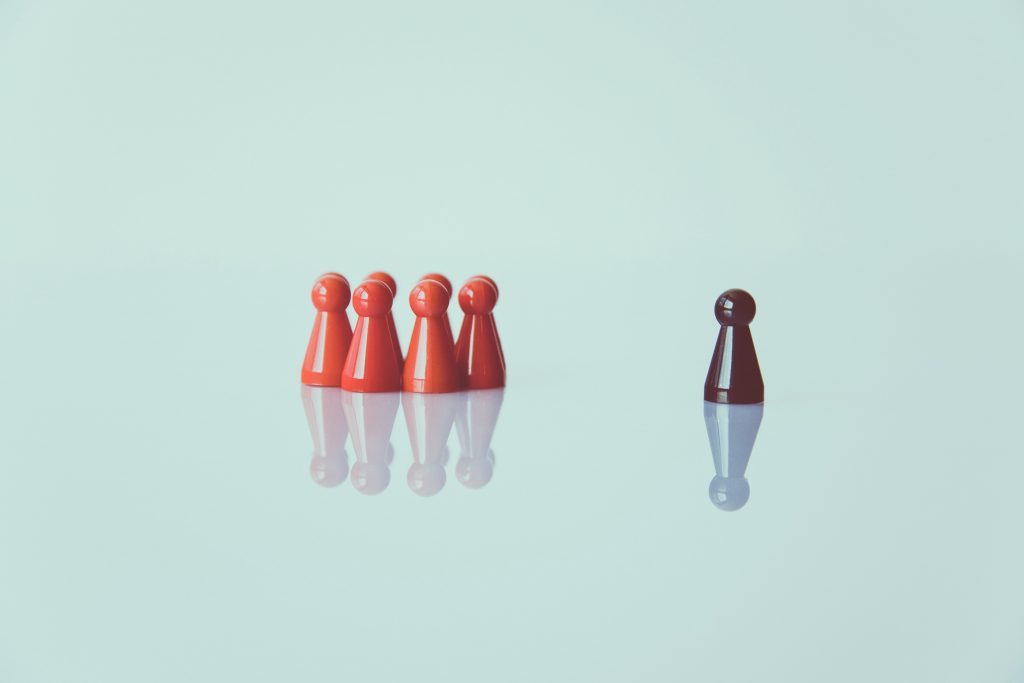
[365,271,397,296]
[352,279,394,317]
[470,275,499,302]
[420,272,452,295]
[311,273,351,312]
[714,289,756,325]
[459,277,498,315]
[410,279,450,317]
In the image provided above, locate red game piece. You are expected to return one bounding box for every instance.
[454,276,506,389]
[341,279,403,392]
[403,392,459,496]
[365,271,404,372]
[421,272,455,345]
[403,279,462,393]
[301,273,352,387]
[704,289,764,404]
[467,274,504,363]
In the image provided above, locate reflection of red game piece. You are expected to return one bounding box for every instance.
[301,273,352,387]
[403,392,459,496]
[704,289,764,404]
[301,385,350,487]
[454,388,504,489]
[420,273,454,344]
[343,389,399,495]
[341,280,403,392]
[366,271,404,372]
[404,279,462,393]
[455,277,506,389]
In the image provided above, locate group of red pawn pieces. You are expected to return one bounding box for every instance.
[301,272,505,393]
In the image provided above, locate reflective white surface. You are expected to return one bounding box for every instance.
[3,1,1024,680]
[2,269,1023,682]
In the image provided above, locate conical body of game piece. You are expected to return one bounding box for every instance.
[455,277,506,389]
[403,391,459,496]
[342,389,399,495]
[342,279,403,393]
[366,271,404,372]
[704,401,763,511]
[301,273,353,387]
[454,388,504,489]
[301,385,350,487]
[421,273,455,345]
[404,279,462,393]
[704,289,764,404]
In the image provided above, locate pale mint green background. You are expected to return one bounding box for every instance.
[1,2,1024,682]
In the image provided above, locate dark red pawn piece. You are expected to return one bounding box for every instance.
[704,289,764,404]
[455,277,506,389]
[301,273,353,387]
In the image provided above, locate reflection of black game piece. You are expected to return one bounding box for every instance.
[403,392,459,496]
[301,386,349,487]
[704,289,764,404]
[704,402,763,511]
[342,390,400,495]
[454,389,505,489]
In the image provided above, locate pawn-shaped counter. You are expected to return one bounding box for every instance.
[455,277,506,390]
[454,388,504,489]
[404,279,461,393]
[704,401,763,511]
[301,385,350,487]
[704,288,763,404]
[403,392,459,496]
[468,274,504,371]
[420,273,456,346]
[301,273,352,387]
[343,389,399,495]
[342,279,404,393]
[365,271,404,373]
